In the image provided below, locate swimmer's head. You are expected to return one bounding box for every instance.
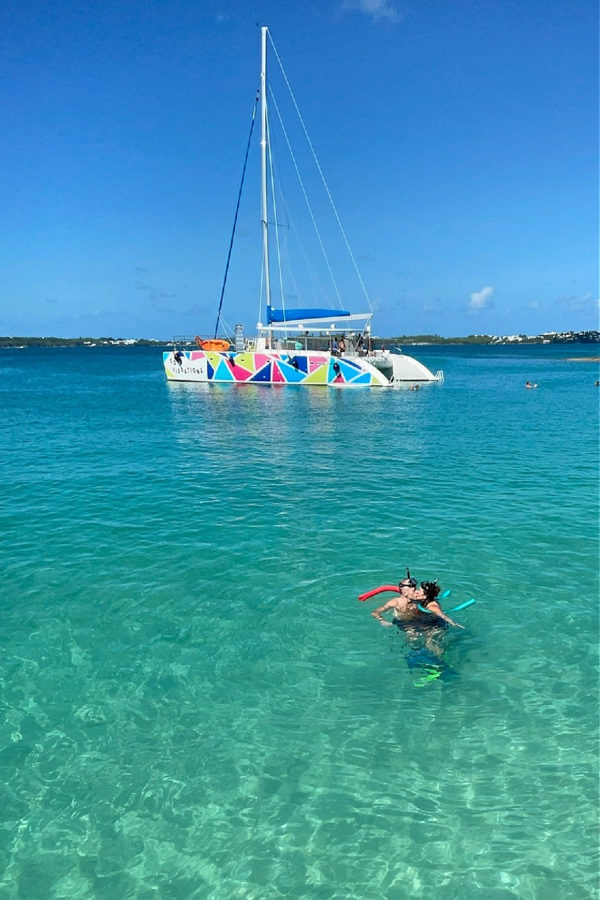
[420,581,441,605]
[400,567,418,590]
[399,576,417,589]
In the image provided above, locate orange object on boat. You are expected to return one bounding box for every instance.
[195,337,231,351]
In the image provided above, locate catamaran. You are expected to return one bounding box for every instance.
[163,27,442,388]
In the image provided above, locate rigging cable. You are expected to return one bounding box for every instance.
[214,90,260,339]
[269,85,345,311]
[268,32,374,313]
[266,106,289,340]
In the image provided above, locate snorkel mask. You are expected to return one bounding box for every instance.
[400,567,418,589]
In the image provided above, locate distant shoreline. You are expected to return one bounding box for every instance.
[1,330,598,349]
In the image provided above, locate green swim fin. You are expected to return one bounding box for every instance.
[413,665,443,687]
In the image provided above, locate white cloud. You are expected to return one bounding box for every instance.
[342,0,402,24]
[468,286,494,310]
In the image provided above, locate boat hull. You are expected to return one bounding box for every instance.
[163,349,441,387]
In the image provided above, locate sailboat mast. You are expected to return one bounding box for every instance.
[260,26,272,326]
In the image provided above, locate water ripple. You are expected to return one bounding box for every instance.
[0,347,597,898]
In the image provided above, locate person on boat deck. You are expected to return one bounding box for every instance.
[338,336,346,356]
[371,580,464,630]
[331,338,339,356]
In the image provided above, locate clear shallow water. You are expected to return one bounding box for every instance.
[0,344,598,899]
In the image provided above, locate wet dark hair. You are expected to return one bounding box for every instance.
[420,581,441,606]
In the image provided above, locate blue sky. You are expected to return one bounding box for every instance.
[0,0,597,339]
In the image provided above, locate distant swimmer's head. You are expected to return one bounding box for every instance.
[420,581,441,606]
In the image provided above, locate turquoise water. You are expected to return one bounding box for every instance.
[0,344,598,899]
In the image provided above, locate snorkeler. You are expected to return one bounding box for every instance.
[371,580,465,630]
[364,570,469,685]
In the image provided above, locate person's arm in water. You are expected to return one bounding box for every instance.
[371,599,399,627]
[424,600,464,629]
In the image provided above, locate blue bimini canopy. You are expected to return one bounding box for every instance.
[268,307,351,324]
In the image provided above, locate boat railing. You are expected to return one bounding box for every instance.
[168,335,429,371]
[171,335,198,346]
[170,334,233,347]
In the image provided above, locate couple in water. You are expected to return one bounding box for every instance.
[371,571,465,684]
[371,574,464,630]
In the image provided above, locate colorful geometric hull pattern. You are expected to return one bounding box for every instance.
[163,350,389,387]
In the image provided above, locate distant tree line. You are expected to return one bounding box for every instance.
[382,331,600,346]
[0,337,164,347]
[0,330,598,348]
[383,334,494,345]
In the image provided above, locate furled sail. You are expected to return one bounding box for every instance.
[268,308,351,323]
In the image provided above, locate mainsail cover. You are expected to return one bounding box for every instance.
[268,307,351,323]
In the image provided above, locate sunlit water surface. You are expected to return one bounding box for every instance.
[0,344,598,899]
